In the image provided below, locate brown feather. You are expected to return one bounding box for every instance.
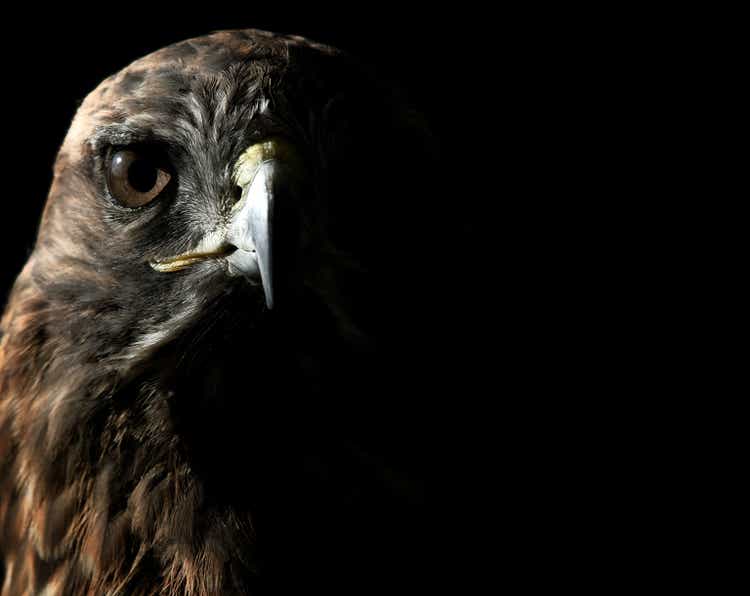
[1,27,434,596]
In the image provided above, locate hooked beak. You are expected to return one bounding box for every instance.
[225,161,277,308]
[225,139,304,309]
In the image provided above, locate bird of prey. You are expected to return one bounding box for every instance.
[0,29,436,595]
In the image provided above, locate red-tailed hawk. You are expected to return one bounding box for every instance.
[0,29,435,595]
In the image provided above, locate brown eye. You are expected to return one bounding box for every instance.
[107,149,171,208]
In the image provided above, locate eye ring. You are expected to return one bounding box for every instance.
[107,148,171,208]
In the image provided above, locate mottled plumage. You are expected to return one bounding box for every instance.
[0,29,435,595]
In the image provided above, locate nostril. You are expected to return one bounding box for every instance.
[232,184,243,204]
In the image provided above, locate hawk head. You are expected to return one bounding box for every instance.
[0,30,435,594]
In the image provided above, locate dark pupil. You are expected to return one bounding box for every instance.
[128,159,158,193]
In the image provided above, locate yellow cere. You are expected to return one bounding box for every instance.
[232,138,301,189]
